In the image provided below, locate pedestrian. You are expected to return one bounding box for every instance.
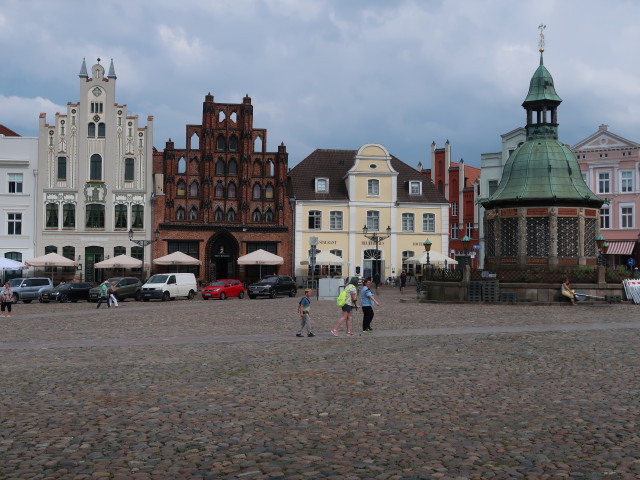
[361,278,380,332]
[109,281,119,307]
[561,278,576,306]
[1,282,13,317]
[400,270,407,293]
[332,277,358,336]
[296,288,314,337]
[96,280,111,308]
[373,272,380,293]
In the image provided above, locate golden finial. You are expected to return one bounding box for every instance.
[538,24,546,52]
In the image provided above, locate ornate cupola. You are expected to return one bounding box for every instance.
[482,26,603,269]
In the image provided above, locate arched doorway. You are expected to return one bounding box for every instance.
[363,249,383,281]
[206,233,239,282]
[85,246,105,284]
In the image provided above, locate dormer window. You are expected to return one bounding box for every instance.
[409,181,422,195]
[315,178,329,193]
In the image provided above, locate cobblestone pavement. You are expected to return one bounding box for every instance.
[1,286,639,479]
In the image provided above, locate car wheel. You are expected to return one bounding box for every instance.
[11,293,18,304]
[162,291,170,302]
[270,289,277,299]
[220,292,226,300]
[23,300,32,304]
[238,291,245,299]
[135,291,141,301]
[59,294,68,303]
[187,290,195,300]
[288,287,297,297]
[249,295,256,299]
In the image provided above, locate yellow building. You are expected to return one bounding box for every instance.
[288,144,450,282]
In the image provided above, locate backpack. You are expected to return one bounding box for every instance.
[336,285,354,307]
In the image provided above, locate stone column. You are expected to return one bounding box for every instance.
[549,207,558,267]
[517,207,527,266]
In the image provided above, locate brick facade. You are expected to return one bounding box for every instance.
[153,94,293,284]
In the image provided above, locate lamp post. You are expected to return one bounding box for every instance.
[362,225,391,280]
[596,234,608,267]
[423,239,432,265]
[128,228,160,282]
[461,235,471,269]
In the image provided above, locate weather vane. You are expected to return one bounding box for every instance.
[538,24,546,52]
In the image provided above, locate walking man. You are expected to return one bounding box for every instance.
[296,288,315,337]
[96,281,110,308]
[332,277,358,336]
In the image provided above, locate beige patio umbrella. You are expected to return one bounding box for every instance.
[237,249,284,278]
[404,250,458,266]
[153,251,202,265]
[300,250,346,266]
[25,252,77,281]
[94,254,143,269]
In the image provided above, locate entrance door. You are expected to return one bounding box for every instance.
[363,249,382,280]
[210,240,235,281]
[85,246,105,284]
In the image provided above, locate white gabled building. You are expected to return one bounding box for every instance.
[37,59,154,283]
[0,126,37,278]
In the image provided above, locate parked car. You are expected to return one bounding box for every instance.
[7,277,53,304]
[201,279,245,300]
[141,273,197,301]
[88,277,142,302]
[248,275,297,299]
[39,282,94,303]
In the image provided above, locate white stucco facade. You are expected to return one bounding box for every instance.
[0,133,38,271]
[36,59,154,283]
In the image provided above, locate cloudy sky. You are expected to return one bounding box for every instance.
[1,0,639,169]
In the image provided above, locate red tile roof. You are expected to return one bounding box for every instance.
[451,161,480,188]
[0,125,21,137]
[289,149,448,204]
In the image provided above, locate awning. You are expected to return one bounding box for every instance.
[606,241,636,255]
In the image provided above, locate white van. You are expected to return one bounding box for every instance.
[140,273,197,302]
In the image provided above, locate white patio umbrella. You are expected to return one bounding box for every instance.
[300,250,346,266]
[404,250,458,266]
[0,257,28,284]
[153,251,202,266]
[237,249,284,278]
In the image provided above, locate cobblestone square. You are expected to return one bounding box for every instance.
[1,287,639,479]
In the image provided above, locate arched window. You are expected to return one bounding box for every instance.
[214,182,224,198]
[176,206,185,220]
[62,204,75,228]
[45,245,57,254]
[190,132,199,149]
[253,161,262,176]
[252,209,261,222]
[45,203,58,228]
[88,123,96,137]
[218,110,226,122]
[264,208,274,222]
[254,135,263,153]
[265,184,274,200]
[189,180,198,196]
[114,204,127,229]
[189,205,198,220]
[215,159,225,175]
[176,180,186,196]
[229,135,238,152]
[124,158,135,181]
[214,207,224,222]
[252,183,262,200]
[86,204,105,229]
[266,159,274,176]
[227,208,236,222]
[90,154,102,181]
[177,156,186,174]
[227,182,237,198]
[114,246,126,257]
[62,246,75,273]
[216,135,226,151]
[98,123,105,137]
[131,205,143,228]
[228,159,238,175]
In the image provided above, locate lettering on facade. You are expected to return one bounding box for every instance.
[361,240,387,246]
[318,240,337,245]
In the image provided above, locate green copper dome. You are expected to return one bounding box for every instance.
[523,53,562,105]
[483,139,602,208]
[483,52,603,210]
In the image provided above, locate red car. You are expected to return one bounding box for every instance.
[201,279,245,300]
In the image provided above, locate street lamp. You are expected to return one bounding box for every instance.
[362,225,391,280]
[128,228,160,281]
[461,235,471,268]
[596,234,608,267]
[423,239,432,265]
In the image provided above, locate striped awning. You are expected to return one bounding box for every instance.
[606,241,636,255]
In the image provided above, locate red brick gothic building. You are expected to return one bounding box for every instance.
[152,93,293,283]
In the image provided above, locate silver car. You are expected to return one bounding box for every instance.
[7,277,53,303]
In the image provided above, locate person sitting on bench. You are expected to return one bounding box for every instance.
[561,278,576,306]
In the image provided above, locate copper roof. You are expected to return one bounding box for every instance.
[288,149,448,204]
[0,125,21,137]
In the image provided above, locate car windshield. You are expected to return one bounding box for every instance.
[209,281,226,286]
[147,274,168,283]
[260,277,278,284]
[8,279,23,287]
[53,284,70,291]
